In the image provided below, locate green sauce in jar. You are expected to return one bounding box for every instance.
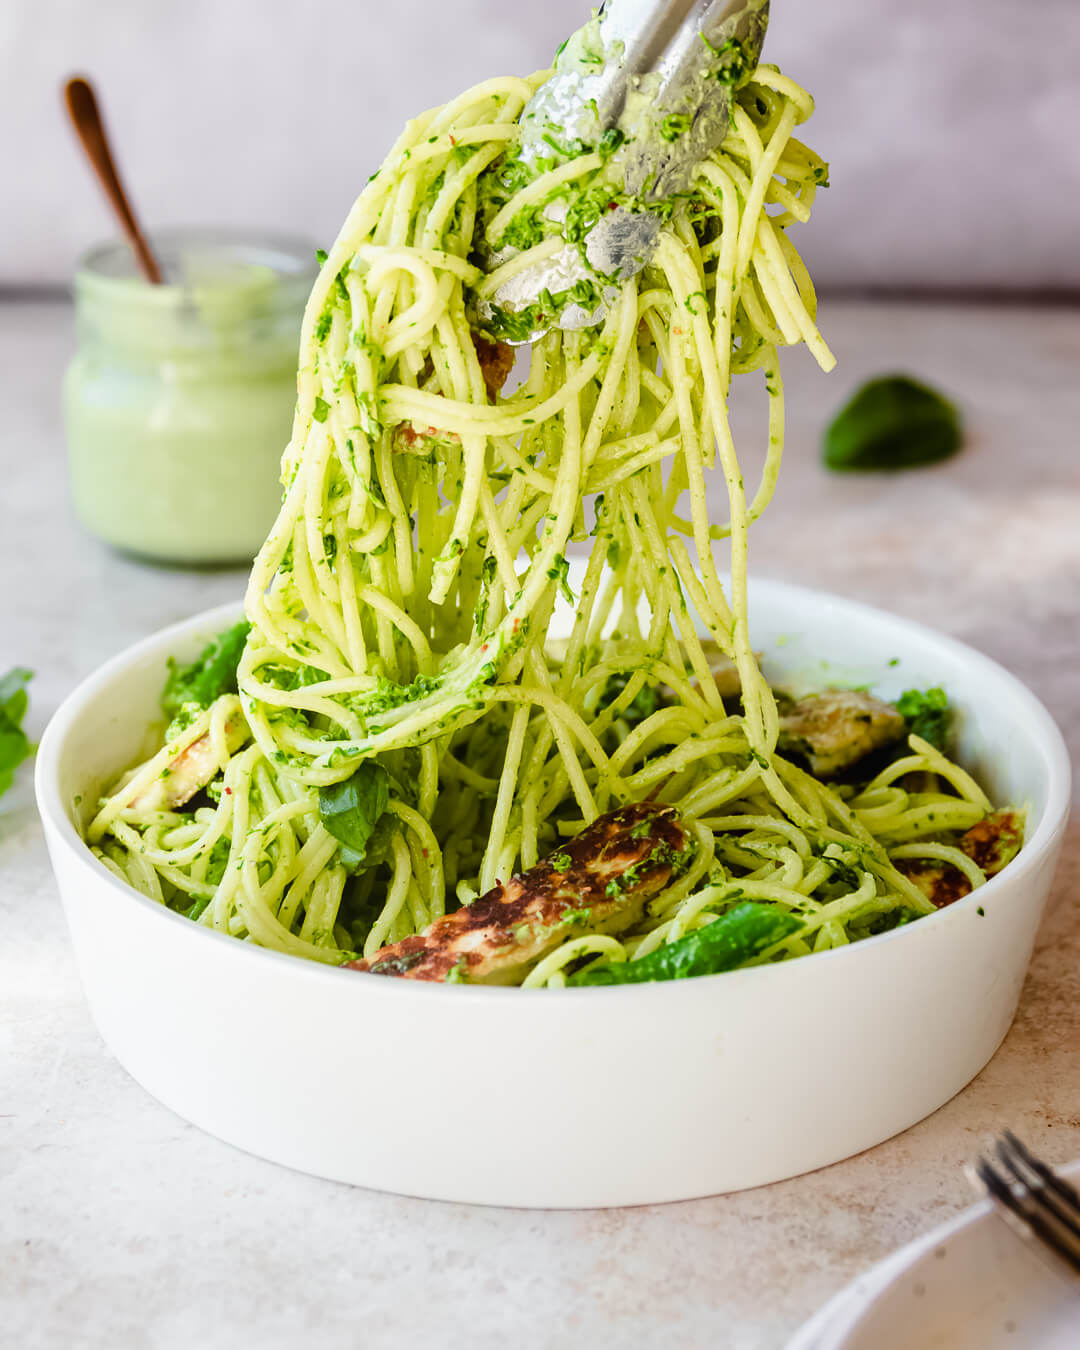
[63,228,317,564]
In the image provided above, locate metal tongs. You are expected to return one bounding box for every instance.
[476,0,770,341]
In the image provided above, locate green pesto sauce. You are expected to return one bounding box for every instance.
[64,234,314,564]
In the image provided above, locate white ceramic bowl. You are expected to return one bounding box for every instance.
[36,581,1070,1208]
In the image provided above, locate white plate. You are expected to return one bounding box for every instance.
[787,1161,1080,1349]
[35,577,1071,1207]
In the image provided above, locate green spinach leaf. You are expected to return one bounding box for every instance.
[161,621,250,719]
[318,761,391,872]
[824,375,961,472]
[570,901,800,986]
[0,667,34,798]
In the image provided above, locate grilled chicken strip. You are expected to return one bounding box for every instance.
[778,689,906,777]
[128,711,250,813]
[896,810,1024,908]
[347,803,694,984]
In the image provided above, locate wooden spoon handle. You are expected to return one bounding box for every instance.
[64,75,163,284]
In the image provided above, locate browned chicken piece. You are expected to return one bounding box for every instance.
[472,332,515,399]
[895,810,1024,909]
[128,715,250,813]
[960,810,1024,875]
[347,802,694,984]
[778,689,906,777]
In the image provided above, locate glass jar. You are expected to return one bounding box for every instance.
[63,227,317,565]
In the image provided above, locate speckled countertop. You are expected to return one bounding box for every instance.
[2,300,1078,1349]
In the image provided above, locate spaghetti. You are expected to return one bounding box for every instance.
[87,56,1009,984]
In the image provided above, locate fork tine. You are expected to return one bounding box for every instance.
[995,1134,1080,1243]
[1001,1129,1080,1211]
[973,1148,1080,1278]
[997,1145,1080,1242]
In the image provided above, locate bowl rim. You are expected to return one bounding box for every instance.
[35,581,1072,1005]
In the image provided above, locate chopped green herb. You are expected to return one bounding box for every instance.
[445,957,470,984]
[546,554,574,603]
[896,686,951,750]
[660,113,692,142]
[498,206,545,252]
[559,907,592,928]
[701,33,749,84]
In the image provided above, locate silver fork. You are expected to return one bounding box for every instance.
[968,1130,1080,1279]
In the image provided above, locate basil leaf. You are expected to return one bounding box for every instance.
[824,376,961,472]
[570,901,801,986]
[318,761,391,872]
[896,686,950,750]
[0,666,34,798]
[161,621,250,719]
